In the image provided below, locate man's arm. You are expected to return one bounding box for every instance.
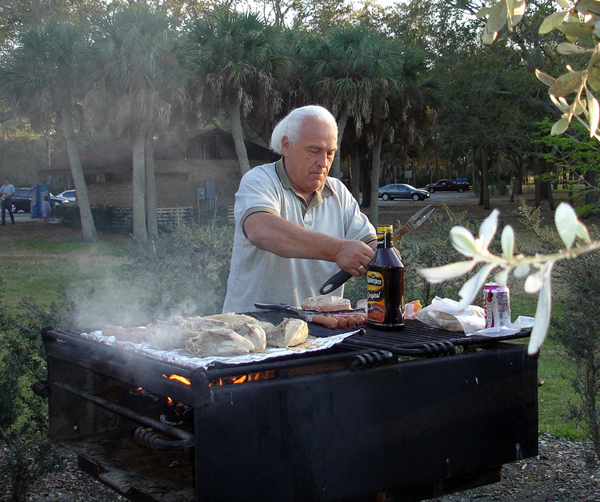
[244,212,375,276]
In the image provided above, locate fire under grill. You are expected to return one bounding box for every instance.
[36,313,539,502]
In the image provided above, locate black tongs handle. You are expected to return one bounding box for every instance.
[319,270,353,295]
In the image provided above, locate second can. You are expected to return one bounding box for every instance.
[483,283,511,329]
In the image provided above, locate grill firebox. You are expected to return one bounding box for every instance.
[38,316,538,502]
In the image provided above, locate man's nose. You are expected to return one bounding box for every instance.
[316,151,329,168]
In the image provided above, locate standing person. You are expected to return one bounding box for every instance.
[223,105,377,313]
[41,195,51,223]
[0,178,15,225]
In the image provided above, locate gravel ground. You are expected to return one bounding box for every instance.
[0,434,596,501]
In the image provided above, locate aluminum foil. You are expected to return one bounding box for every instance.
[80,329,360,370]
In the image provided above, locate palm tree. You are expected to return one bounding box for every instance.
[187,8,290,176]
[87,5,190,241]
[364,43,439,227]
[306,25,393,179]
[0,21,98,243]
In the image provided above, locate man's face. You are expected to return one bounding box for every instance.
[281,117,337,197]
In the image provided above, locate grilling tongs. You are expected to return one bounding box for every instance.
[319,204,435,295]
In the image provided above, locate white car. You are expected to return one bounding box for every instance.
[56,190,76,202]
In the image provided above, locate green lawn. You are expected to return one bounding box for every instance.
[0,222,587,440]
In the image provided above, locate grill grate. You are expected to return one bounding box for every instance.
[247,310,531,357]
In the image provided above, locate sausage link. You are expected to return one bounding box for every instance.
[310,315,339,329]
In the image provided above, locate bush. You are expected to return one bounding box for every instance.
[54,203,132,233]
[399,206,485,306]
[123,222,234,319]
[0,286,78,501]
[517,203,600,461]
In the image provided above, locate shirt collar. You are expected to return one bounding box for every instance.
[275,159,333,209]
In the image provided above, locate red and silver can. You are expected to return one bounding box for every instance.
[483,283,511,329]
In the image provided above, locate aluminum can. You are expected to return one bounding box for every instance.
[483,283,511,329]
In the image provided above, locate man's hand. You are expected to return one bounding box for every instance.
[333,239,375,276]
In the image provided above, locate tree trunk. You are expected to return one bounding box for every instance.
[361,158,371,208]
[59,104,98,243]
[534,156,541,208]
[132,133,148,242]
[330,109,349,179]
[481,148,490,210]
[369,133,383,227]
[585,170,599,208]
[145,135,158,240]
[350,145,360,202]
[230,97,251,175]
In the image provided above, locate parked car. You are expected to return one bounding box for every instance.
[11,188,32,213]
[11,188,67,213]
[56,190,76,202]
[426,179,471,193]
[378,183,430,201]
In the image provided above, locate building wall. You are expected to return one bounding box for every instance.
[85,159,273,210]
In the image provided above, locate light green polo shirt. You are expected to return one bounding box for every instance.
[223,160,376,313]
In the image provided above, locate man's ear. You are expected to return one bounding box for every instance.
[281,136,290,153]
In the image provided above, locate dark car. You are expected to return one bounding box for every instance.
[11,188,32,213]
[378,183,430,201]
[11,188,66,213]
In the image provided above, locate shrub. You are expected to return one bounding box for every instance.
[0,286,77,501]
[518,203,600,461]
[123,222,234,319]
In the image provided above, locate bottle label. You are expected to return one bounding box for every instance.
[367,271,386,323]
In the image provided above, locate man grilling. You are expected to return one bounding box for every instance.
[223,105,377,313]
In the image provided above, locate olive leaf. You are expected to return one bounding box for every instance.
[588,67,600,91]
[539,11,568,34]
[557,22,595,37]
[557,43,589,55]
[535,68,555,87]
[549,70,585,97]
[486,0,509,33]
[585,87,600,136]
[551,117,571,135]
[576,0,600,16]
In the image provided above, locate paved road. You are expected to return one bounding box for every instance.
[378,191,476,205]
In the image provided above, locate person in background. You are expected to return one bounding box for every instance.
[0,178,15,225]
[223,105,377,313]
[41,195,51,223]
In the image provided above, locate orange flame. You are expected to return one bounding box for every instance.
[209,370,275,386]
[163,374,191,385]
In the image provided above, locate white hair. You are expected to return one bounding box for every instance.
[270,105,337,155]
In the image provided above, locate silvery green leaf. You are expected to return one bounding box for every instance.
[586,87,600,136]
[557,42,589,55]
[555,0,571,9]
[539,11,568,34]
[514,264,531,277]
[495,268,509,286]
[482,26,498,44]
[535,69,555,87]
[549,70,585,97]
[479,209,499,249]
[510,0,526,26]
[576,221,591,242]
[450,227,478,257]
[527,263,554,355]
[457,263,498,310]
[524,269,545,293]
[487,0,509,32]
[551,117,570,135]
[555,202,577,249]
[477,6,492,18]
[501,225,515,258]
[418,260,478,284]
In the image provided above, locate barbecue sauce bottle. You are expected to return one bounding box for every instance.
[366,225,405,331]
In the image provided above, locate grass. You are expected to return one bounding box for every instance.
[0,216,589,440]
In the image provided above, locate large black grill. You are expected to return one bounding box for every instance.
[36,315,538,502]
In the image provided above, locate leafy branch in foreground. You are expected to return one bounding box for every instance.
[477,0,600,139]
[418,202,600,355]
